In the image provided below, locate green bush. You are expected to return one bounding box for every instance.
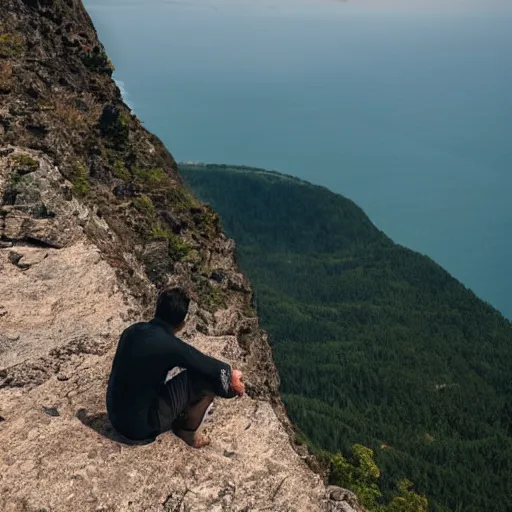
[112,159,131,180]
[150,223,171,240]
[99,107,130,149]
[168,234,192,260]
[11,154,39,174]
[194,277,227,312]
[198,206,221,237]
[81,45,114,75]
[167,186,200,210]
[387,480,428,512]
[133,194,155,214]
[331,445,382,510]
[330,445,428,512]
[135,167,170,189]
[71,162,90,197]
[0,33,24,58]
[150,223,192,261]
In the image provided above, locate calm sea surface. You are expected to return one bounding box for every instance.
[85,0,512,318]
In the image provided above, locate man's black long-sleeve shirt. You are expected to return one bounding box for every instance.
[106,318,235,440]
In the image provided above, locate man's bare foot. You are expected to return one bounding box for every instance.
[175,429,211,449]
[192,433,211,449]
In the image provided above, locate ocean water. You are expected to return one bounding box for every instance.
[85,0,512,319]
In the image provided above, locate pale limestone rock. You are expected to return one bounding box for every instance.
[10,248,48,269]
[0,148,110,248]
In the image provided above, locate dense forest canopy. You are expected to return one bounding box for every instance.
[181,164,512,512]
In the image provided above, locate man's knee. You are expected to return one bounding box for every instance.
[189,392,214,408]
[186,370,216,401]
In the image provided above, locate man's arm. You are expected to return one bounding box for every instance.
[139,324,244,397]
[173,338,246,398]
[141,329,244,398]
[174,337,235,397]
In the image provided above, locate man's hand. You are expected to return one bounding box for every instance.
[231,369,245,396]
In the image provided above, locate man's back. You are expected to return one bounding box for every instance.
[106,316,237,441]
[106,320,171,440]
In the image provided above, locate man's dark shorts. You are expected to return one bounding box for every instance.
[148,369,213,434]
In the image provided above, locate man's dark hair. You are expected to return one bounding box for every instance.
[155,288,190,327]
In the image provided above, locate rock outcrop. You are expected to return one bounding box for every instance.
[0,1,363,511]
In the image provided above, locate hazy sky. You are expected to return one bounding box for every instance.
[155,0,512,15]
[91,0,512,15]
[354,0,512,16]
[348,0,509,7]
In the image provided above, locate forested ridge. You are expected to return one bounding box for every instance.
[181,163,512,512]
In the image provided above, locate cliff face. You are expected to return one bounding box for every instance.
[0,1,362,511]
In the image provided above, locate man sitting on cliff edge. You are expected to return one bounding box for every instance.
[106,288,245,448]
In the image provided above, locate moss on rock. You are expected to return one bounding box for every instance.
[0,33,24,58]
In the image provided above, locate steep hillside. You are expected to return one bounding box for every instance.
[181,163,512,512]
[0,2,361,511]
